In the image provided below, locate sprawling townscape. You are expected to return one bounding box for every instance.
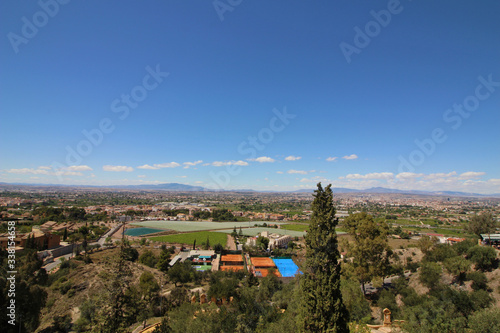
[1,183,499,332]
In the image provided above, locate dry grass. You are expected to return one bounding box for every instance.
[37,247,172,332]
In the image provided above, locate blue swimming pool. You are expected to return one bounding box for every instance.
[272,258,302,277]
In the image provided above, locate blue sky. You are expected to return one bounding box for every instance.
[1,0,499,193]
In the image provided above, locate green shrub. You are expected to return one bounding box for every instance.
[467,246,497,271]
[452,239,477,255]
[468,307,500,333]
[419,262,442,289]
[59,281,72,295]
[467,271,488,291]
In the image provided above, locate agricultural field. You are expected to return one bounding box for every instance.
[280,223,310,232]
[215,227,310,238]
[149,231,228,247]
[130,220,282,232]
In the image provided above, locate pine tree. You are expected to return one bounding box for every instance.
[63,227,68,241]
[300,183,349,332]
[344,212,390,294]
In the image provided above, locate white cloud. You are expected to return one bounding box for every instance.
[138,175,146,178]
[288,169,308,175]
[276,171,284,174]
[326,157,338,162]
[211,160,249,167]
[63,171,84,176]
[7,168,49,175]
[295,171,499,194]
[423,172,457,180]
[154,162,181,168]
[285,155,301,161]
[177,175,187,178]
[459,171,486,179]
[300,176,331,183]
[103,165,134,172]
[137,164,158,170]
[342,154,358,160]
[345,172,394,180]
[66,165,93,171]
[396,172,423,179]
[249,156,275,163]
[6,165,90,177]
[137,162,180,170]
[183,160,203,168]
[488,179,500,185]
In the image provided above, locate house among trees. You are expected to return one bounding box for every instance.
[480,233,500,247]
[0,229,60,251]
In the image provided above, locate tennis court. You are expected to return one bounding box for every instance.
[272,258,302,277]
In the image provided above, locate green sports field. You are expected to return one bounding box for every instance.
[149,231,228,247]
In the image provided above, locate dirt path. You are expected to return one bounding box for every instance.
[227,234,237,250]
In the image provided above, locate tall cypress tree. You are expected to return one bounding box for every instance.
[301,183,349,332]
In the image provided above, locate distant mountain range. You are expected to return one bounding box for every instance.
[112,183,206,191]
[0,182,499,198]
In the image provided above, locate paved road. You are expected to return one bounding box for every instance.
[43,224,121,272]
[90,223,122,247]
[43,253,73,272]
[226,234,237,251]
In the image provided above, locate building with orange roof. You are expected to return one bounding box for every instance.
[0,230,60,251]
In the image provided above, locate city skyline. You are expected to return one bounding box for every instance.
[1,1,499,193]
